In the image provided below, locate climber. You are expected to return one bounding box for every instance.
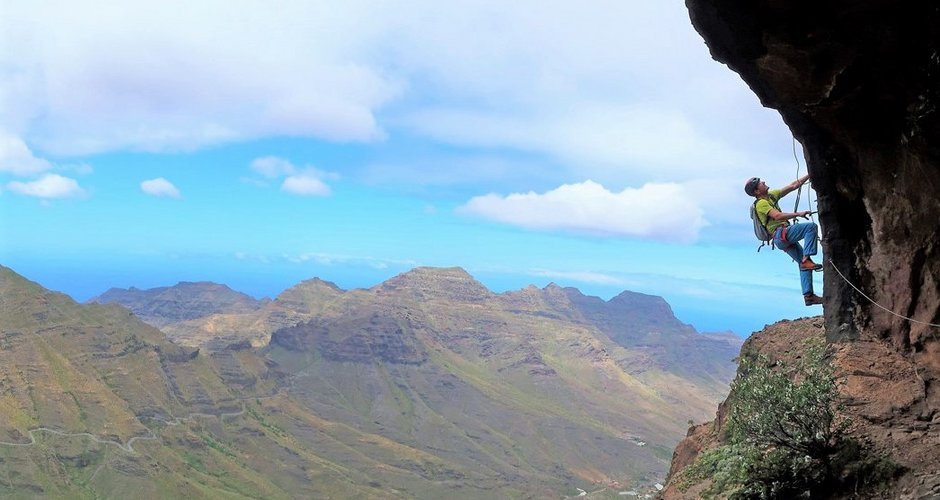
[744,175,824,306]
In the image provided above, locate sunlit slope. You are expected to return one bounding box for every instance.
[0,266,291,497]
[2,266,534,498]
[261,267,737,490]
[0,265,221,444]
[4,264,738,496]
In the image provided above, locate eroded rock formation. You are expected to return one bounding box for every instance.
[687,0,940,349]
[663,2,940,496]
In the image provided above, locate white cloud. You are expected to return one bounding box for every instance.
[0,132,52,176]
[281,175,331,196]
[400,105,749,182]
[251,156,296,178]
[1,0,794,184]
[6,173,85,199]
[140,177,182,198]
[376,1,785,184]
[3,1,401,156]
[457,180,708,243]
[251,156,336,196]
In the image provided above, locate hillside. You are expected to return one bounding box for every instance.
[2,265,740,497]
[263,267,741,490]
[661,317,940,499]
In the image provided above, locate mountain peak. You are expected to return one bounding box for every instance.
[398,266,473,279]
[175,280,229,288]
[609,289,668,305]
[274,277,344,309]
[0,266,72,325]
[377,266,491,302]
[90,280,263,327]
[542,282,587,299]
[283,277,343,294]
[0,265,35,290]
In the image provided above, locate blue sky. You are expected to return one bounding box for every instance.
[0,1,822,336]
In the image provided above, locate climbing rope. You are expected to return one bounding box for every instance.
[792,136,820,229]
[792,137,803,213]
[792,138,818,219]
[828,261,940,328]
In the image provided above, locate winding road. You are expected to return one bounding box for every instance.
[0,385,290,455]
[0,395,275,454]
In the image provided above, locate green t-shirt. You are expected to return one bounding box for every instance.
[755,188,787,234]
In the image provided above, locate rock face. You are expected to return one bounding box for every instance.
[686,0,940,349]
[662,3,940,496]
[520,284,740,386]
[270,312,429,365]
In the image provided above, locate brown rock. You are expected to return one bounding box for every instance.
[671,1,940,495]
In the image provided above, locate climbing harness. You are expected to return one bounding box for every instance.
[828,261,940,328]
[774,225,796,251]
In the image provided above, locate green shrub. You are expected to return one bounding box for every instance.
[681,340,901,499]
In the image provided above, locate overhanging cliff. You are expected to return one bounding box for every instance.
[686,0,940,350]
[662,2,940,497]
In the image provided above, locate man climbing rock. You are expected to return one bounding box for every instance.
[745,175,824,306]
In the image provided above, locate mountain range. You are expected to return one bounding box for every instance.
[3,264,740,498]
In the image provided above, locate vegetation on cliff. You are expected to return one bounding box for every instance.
[679,339,901,498]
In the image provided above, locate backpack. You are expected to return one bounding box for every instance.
[750,200,773,251]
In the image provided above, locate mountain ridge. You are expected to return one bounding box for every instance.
[91,266,732,350]
[2,263,741,497]
[90,280,266,327]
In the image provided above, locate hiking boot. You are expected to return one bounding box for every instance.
[804,293,824,306]
[799,258,823,271]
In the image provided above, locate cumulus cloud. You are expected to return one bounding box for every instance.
[140,177,182,198]
[249,156,336,196]
[379,1,783,184]
[401,106,749,182]
[6,173,85,199]
[3,1,401,156]
[1,0,793,184]
[457,180,708,243]
[281,175,331,196]
[0,132,52,176]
